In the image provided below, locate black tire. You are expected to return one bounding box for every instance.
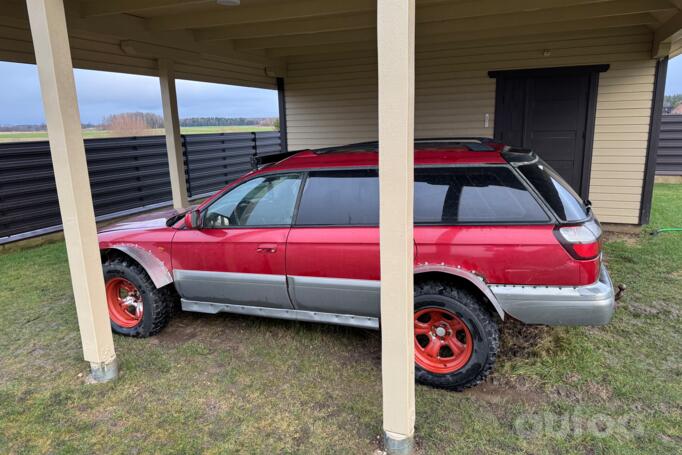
[102,257,173,337]
[414,281,499,391]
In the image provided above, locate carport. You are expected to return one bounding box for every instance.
[2,0,682,452]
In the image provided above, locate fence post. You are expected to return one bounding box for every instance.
[181,134,191,198]
[252,132,258,158]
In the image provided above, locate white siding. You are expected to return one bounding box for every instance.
[285,27,656,224]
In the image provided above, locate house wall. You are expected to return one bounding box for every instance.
[285,27,657,224]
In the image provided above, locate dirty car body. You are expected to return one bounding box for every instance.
[99,138,615,390]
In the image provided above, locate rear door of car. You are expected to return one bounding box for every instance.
[285,168,381,317]
[412,165,587,285]
[172,172,303,309]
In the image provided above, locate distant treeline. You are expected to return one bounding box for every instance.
[181,117,276,127]
[101,112,277,133]
[0,123,97,131]
[1,112,278,132]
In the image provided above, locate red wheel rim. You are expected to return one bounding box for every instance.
[106,277,143,328]
[414,307,473,374]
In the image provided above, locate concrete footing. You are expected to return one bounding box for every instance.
[90,358,119,383]
[384,431,414,455]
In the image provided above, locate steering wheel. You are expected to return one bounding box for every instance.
[233,200,251,225]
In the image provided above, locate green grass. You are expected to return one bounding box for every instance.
[1,184,681,454]
[0,126,277,143]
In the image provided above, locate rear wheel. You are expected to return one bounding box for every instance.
[103,257,173,337]
[414,281,499,390]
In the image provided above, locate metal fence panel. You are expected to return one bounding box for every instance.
[184,133,256,197]
[0,131,281,243]
[657,115,682,176]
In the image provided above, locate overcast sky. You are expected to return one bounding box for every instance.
[0,61,278,125]
[1,57,682,126]
[665,56,682,95]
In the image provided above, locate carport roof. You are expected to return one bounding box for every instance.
[2,0,682,88]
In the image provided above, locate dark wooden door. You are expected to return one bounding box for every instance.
[494,69,598,197]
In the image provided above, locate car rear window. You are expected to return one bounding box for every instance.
[295,169,379,225]
[517,160,589,222]
[414,167,550,224]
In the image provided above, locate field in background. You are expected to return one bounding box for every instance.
[0,184,680,453]
[0,125,277,143]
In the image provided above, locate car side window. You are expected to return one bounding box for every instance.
[415,167,550,223]
[295,169,379,226]
[203,173,302,228]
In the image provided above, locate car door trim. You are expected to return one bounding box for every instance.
[287,275,381,317]
[173,270,293,309]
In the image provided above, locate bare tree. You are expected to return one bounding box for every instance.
[103,112,163,136]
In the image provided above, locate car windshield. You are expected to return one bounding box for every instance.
[517,159,589,222]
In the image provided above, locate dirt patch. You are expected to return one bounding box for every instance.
[156,314,205,345]
[498,318,553,360]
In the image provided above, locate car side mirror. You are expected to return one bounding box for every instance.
[184,209,201,229]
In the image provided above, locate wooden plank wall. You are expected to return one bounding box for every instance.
[285,27,657,224]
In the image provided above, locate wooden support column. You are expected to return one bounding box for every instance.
[159,59,189,209]
[377,0,415,453]
[26,0,117,381]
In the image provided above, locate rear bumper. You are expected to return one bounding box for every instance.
[489,266,615,326]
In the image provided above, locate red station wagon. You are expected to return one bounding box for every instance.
[98,138,615,390]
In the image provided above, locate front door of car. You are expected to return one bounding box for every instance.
[285,169,381,317]
[172,172,303,309]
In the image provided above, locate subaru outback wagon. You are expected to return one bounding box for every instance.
[98,138,615,390]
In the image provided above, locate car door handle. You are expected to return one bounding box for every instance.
[256,244,277,253]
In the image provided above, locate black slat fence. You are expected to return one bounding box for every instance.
[657,115,682,176]
[0,131,281,243]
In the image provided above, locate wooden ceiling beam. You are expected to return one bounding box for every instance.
[197,0,672,43]
[80,0,208,18]
[420,1,669,36]
[237,8,660,51]
[195,12,376,41]
[235,28,377,51]
[418,0,672,23]
[421,14,659,44]
[266,15,658,57]
[148,0,376,31]
[157,0,604,33]
[195,0,596,42]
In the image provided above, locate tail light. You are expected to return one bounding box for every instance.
[555,220,602,260]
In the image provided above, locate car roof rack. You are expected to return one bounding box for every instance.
[500,147,537,164]
[313,137,497,154]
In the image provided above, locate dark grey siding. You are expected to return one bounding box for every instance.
[657,115,682,176]
[0,131,281,243]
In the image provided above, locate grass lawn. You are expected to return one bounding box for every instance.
[1,184,681,454]
[0,126,277,143]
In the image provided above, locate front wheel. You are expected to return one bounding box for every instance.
[413,281,499,391]
[103,257,173,337]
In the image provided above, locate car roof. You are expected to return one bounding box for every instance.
[265,139,509,172]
